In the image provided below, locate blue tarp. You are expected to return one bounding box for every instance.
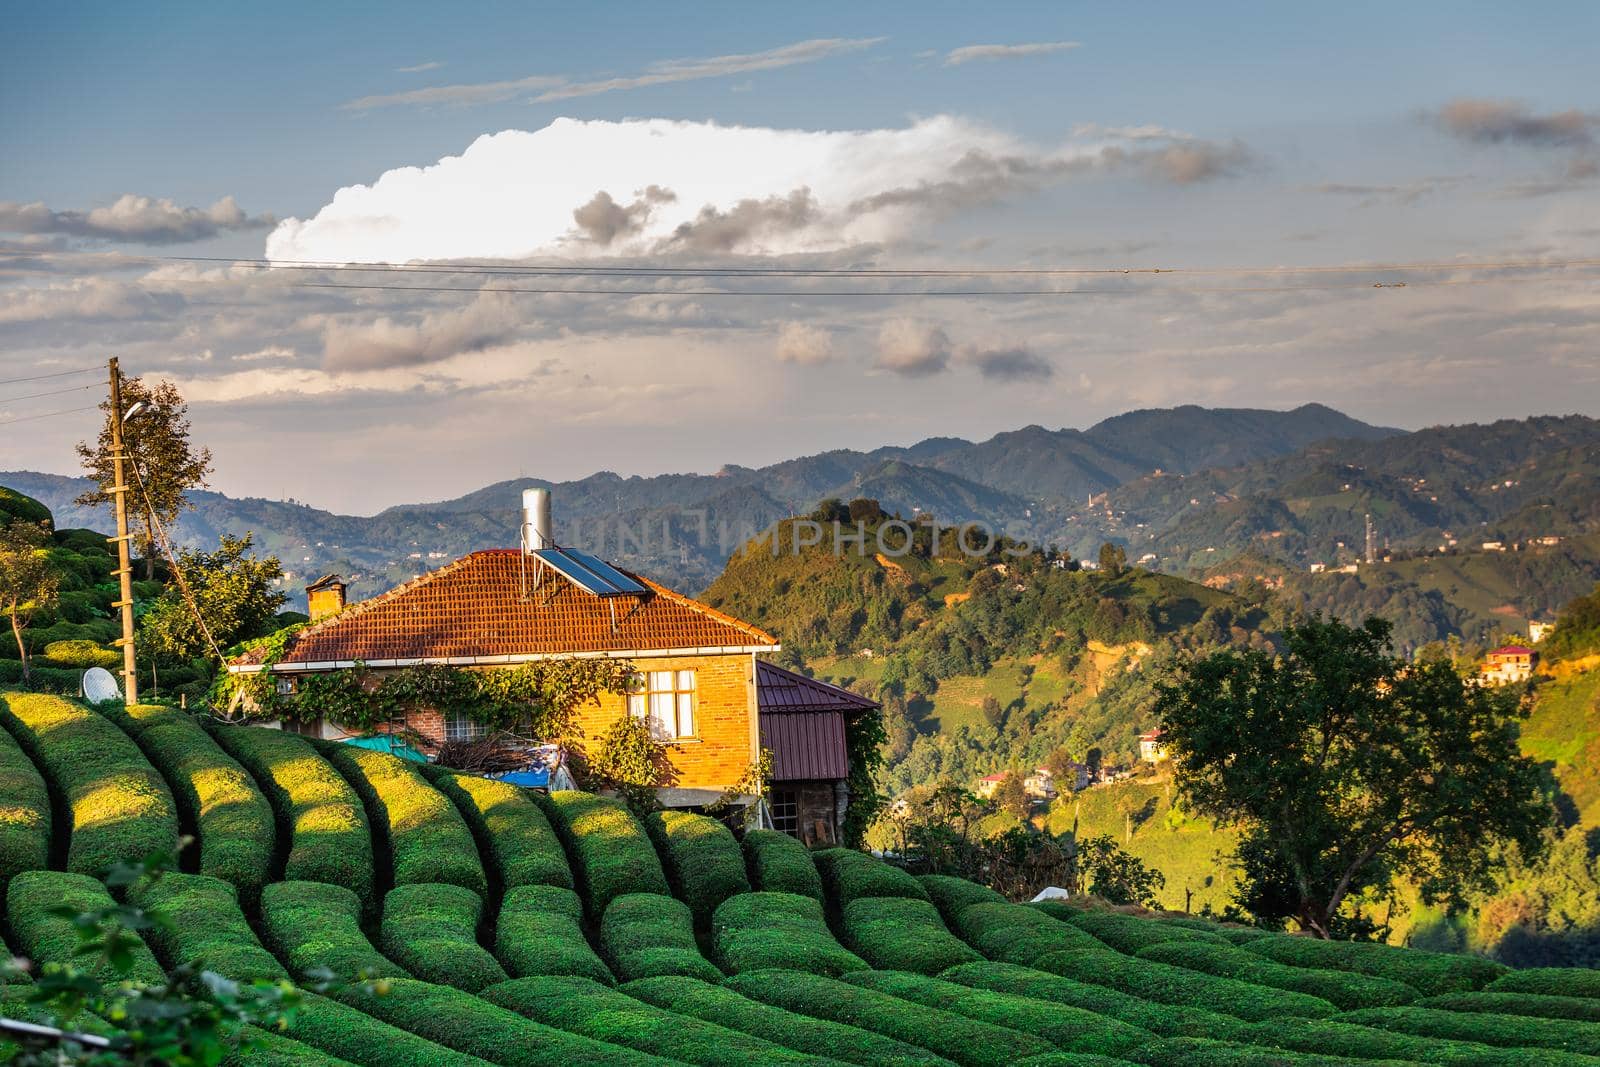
[342,734,429,763]
[489,768,550,788]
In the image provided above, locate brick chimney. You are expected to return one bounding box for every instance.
[306,574,346,622]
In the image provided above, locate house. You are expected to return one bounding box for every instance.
[1480,645,1537,685]
[755,660,879,846]
[974,772,1008,799]
[1023,767,1059,800]
[1138,728,1168,763]
[1528,620,1555,643]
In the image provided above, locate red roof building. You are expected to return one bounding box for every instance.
[754,661,879,846]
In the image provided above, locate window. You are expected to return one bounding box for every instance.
[628,669,696,740]
[769,788,799,837]
[444,711,486,744]
[275,677,296,695]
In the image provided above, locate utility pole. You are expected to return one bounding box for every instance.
[107,358,138,706]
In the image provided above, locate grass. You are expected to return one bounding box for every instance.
[379,883,508,993]
[712,890,866,976]
[8,869,166,985]
[541,791,669,920]
[494,883,613,984]
[0,704,49,882]
[422,769,572,891]
[839,895,981,973]
[259,880,400,982]
[598,892,720,982]
[133,872,288,982]
[1522,668,1600,825]
[742,829,824,901]
[644,809,749,925]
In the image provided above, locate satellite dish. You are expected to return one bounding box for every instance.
[81,668,121,705]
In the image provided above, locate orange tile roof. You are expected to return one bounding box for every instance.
[236,549,776,668]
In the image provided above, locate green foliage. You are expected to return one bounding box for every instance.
[494,884,613,984]
[132,872,288,982]
[723,968,1058,1066]
[140,533,286,664]
[1031,946,1338,1022]
[1489,967,1600,999]
[839,895,981,973]
[598,892,720,982]
[1136,939,1419,1010]
[585,712,670,808]
[1243,933,1506,995]
[1546,582,1600,660]
[1239,1016,1588,1067]
[422,768,573,890]
[1419,990,1600,1023]
[277,992,493,1067]
[0,692,178,876]
[742,828,825,901]
[0,518,59,684]
[1050,905,1231,955]
[207,725,372,898]
[813,846,929,906]
[480,975,821,1065]
[1075,834,1167,908]
[7,869,166,985]
[542,790,669,920]
[1340,1004,1600,1055]
[918,874,1006,923]
[643,809,749,924]
[711,891,866,976]
[885,783,1080,902]
[0,709,50,881]
[1122,1035,1415,1065]
[42,639,119,669]
[259,881,400,982]
[953,902,1104,966]
[0,486,53,526]
[379,884,507,994]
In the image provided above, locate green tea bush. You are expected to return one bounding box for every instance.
[424,769,572,890]
[0,709,49,882]
[942,961,1251,1041]
[644,809,749,925]
[1242,1015,1592,1067]
[621,975,948,1067]
[8,869,165,984]
[1489,968,1600,1000]
[723,968,1057,1067]
[280,992,492,1067]
[335,977,667,1066]
[543,791,668,919]
[813,847,928,907]
[1421,990,1600,1023]
[1125,1036,1405,1066]
[1340,1005,1600,1055]
[132,872,287,982]
[482,975,823,1066]
[320,743,485,897]
[40,639,119,670]
[0,693,178,875]
[1047,905,1232,955]
[712,891,866,977]
[379,883,507,993]
[259,880,400,981]
[953,902,1104,966]
[743,829,824,901]
[208,725,372,898]
[1137,940,1419,1010]
[839,896,981,974]
[844,970,1149,1057]
[599,892,720,982]
[494,884,613,984]
[1032,946,1337,1022]
[128,714,276,897]
[1011,1057,1137,1067]
[1245,934,1506,995]
[1160,916,1272,943]
[228,1028,353,1067]
[918,874,1005,924]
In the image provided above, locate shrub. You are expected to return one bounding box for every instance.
[319,743,485,897]
[1137,940,1419,1010]
[126,714,275,897]
[844,970,1149,1057]
[8,870,165,985]
[1241,1015,1590,1067]
[0,709,49,882]
[424,769,572,890]
[40,640,118,670]
[1340,1005,1600,1055]
[379,883,507,993]
[495,884,613,984]
[942,960,1252,1041]
[1044,905,1232,955]
[542,791,668,920]
[1489,968,1600,1000]
[953,902,1104,966]
[1160,916,1272,943]
[1421,990,1600,1023]
[743,829,824,901]
[259,880,400,981]
[919,874,1006,924]
[1244,934,1506,995]
[723,968,1057,1067]
[813,847,928,907]
[1032,946,1337,1022]
[711,891,866,977]
[208,725,372,898]
[0,693,178,876]
[482,974,822,1066]
[229,1028,353,1066]
[599,892,720,982]
[1124,1036,1407,1066]
[840,896,981,974]
[644,809,749,925]
[621,975,946,1067]
[277,992,491,1067]
[132,872,287,982]
[335,977,663,1067]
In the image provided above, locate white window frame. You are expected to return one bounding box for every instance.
[627,669,697,741]
[443,710,486,744]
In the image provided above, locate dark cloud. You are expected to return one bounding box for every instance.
[321,292,523,371]
[0,194,275,244]
[1435,98,1598,147]
[571,185,675,245]
[667,188,818,253]
[964,345,1054,382]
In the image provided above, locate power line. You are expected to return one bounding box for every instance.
[0,364,101,387]
[0,382,99,405]
[0,404,99,427]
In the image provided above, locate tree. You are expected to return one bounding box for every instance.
[77,375,213,580]
[0,519,59,685]
[1097,542,1127,578]
[1076,833,1166,907]
[1156,615,1552,937]
[994,772,1031,821]
[139,533,286,663]
[1042,746,1079,793]
[981,694,1006,731]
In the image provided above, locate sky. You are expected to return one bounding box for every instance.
[2,2,1598,514]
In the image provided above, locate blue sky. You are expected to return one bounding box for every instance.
[2,3,1597,511]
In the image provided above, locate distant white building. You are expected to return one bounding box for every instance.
[1482,541,1505,552]
[1309,562,1327,573]
[1138,729,1168,763]
[1529,620,1555,643]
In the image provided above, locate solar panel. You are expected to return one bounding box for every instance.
[532,547,648,597]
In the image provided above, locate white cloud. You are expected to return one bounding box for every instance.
[876,318,950,376]
[775,321,834,365]
[945,41,1080,66]
[341,74,566,111]
[396,60,443,73]
[320,291,524,371]
[0,194,274,244]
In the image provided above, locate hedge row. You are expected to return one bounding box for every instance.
[918,875,1005,925]
[1125,1036,1407,1066]
[644,810,749,925]
[839,896,981,974]
[1032,946,1338,1022]
[423,769,572,890]
[723,968,1056,1067]
[259,880,400,982]
[1137,940,1420,1010]
[844,970,1149,1058]
[278,991,493,1067]
[599,892,720,982]
[8,869,166,984]
[1420,990,1600,1023]
[1043,904,1231,955]
[1245,933,1506,996]
[379,883,508,993]
[712,890,866,977]
[208,726,372,898]
[812,847,927,907]
[132,872,288,982]
[335,977,670,1067]
[1241,1015,1595,1067]
[0,706,49,882]
[953,902,1104,966]
[1340,1005,1600,1056]
[1159,916,1272,944]
[542,791,669,920]
[942,961,1252,1042]
[230,1028,356,1067]
[0,693,178,876]
[1489,968,1600,1000]
[127,713,276,897]
[742,829,825,901]
[482,974,825,1066]
[621,975,950,1067]
[319,743,485,897]
[495,884,613,984]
